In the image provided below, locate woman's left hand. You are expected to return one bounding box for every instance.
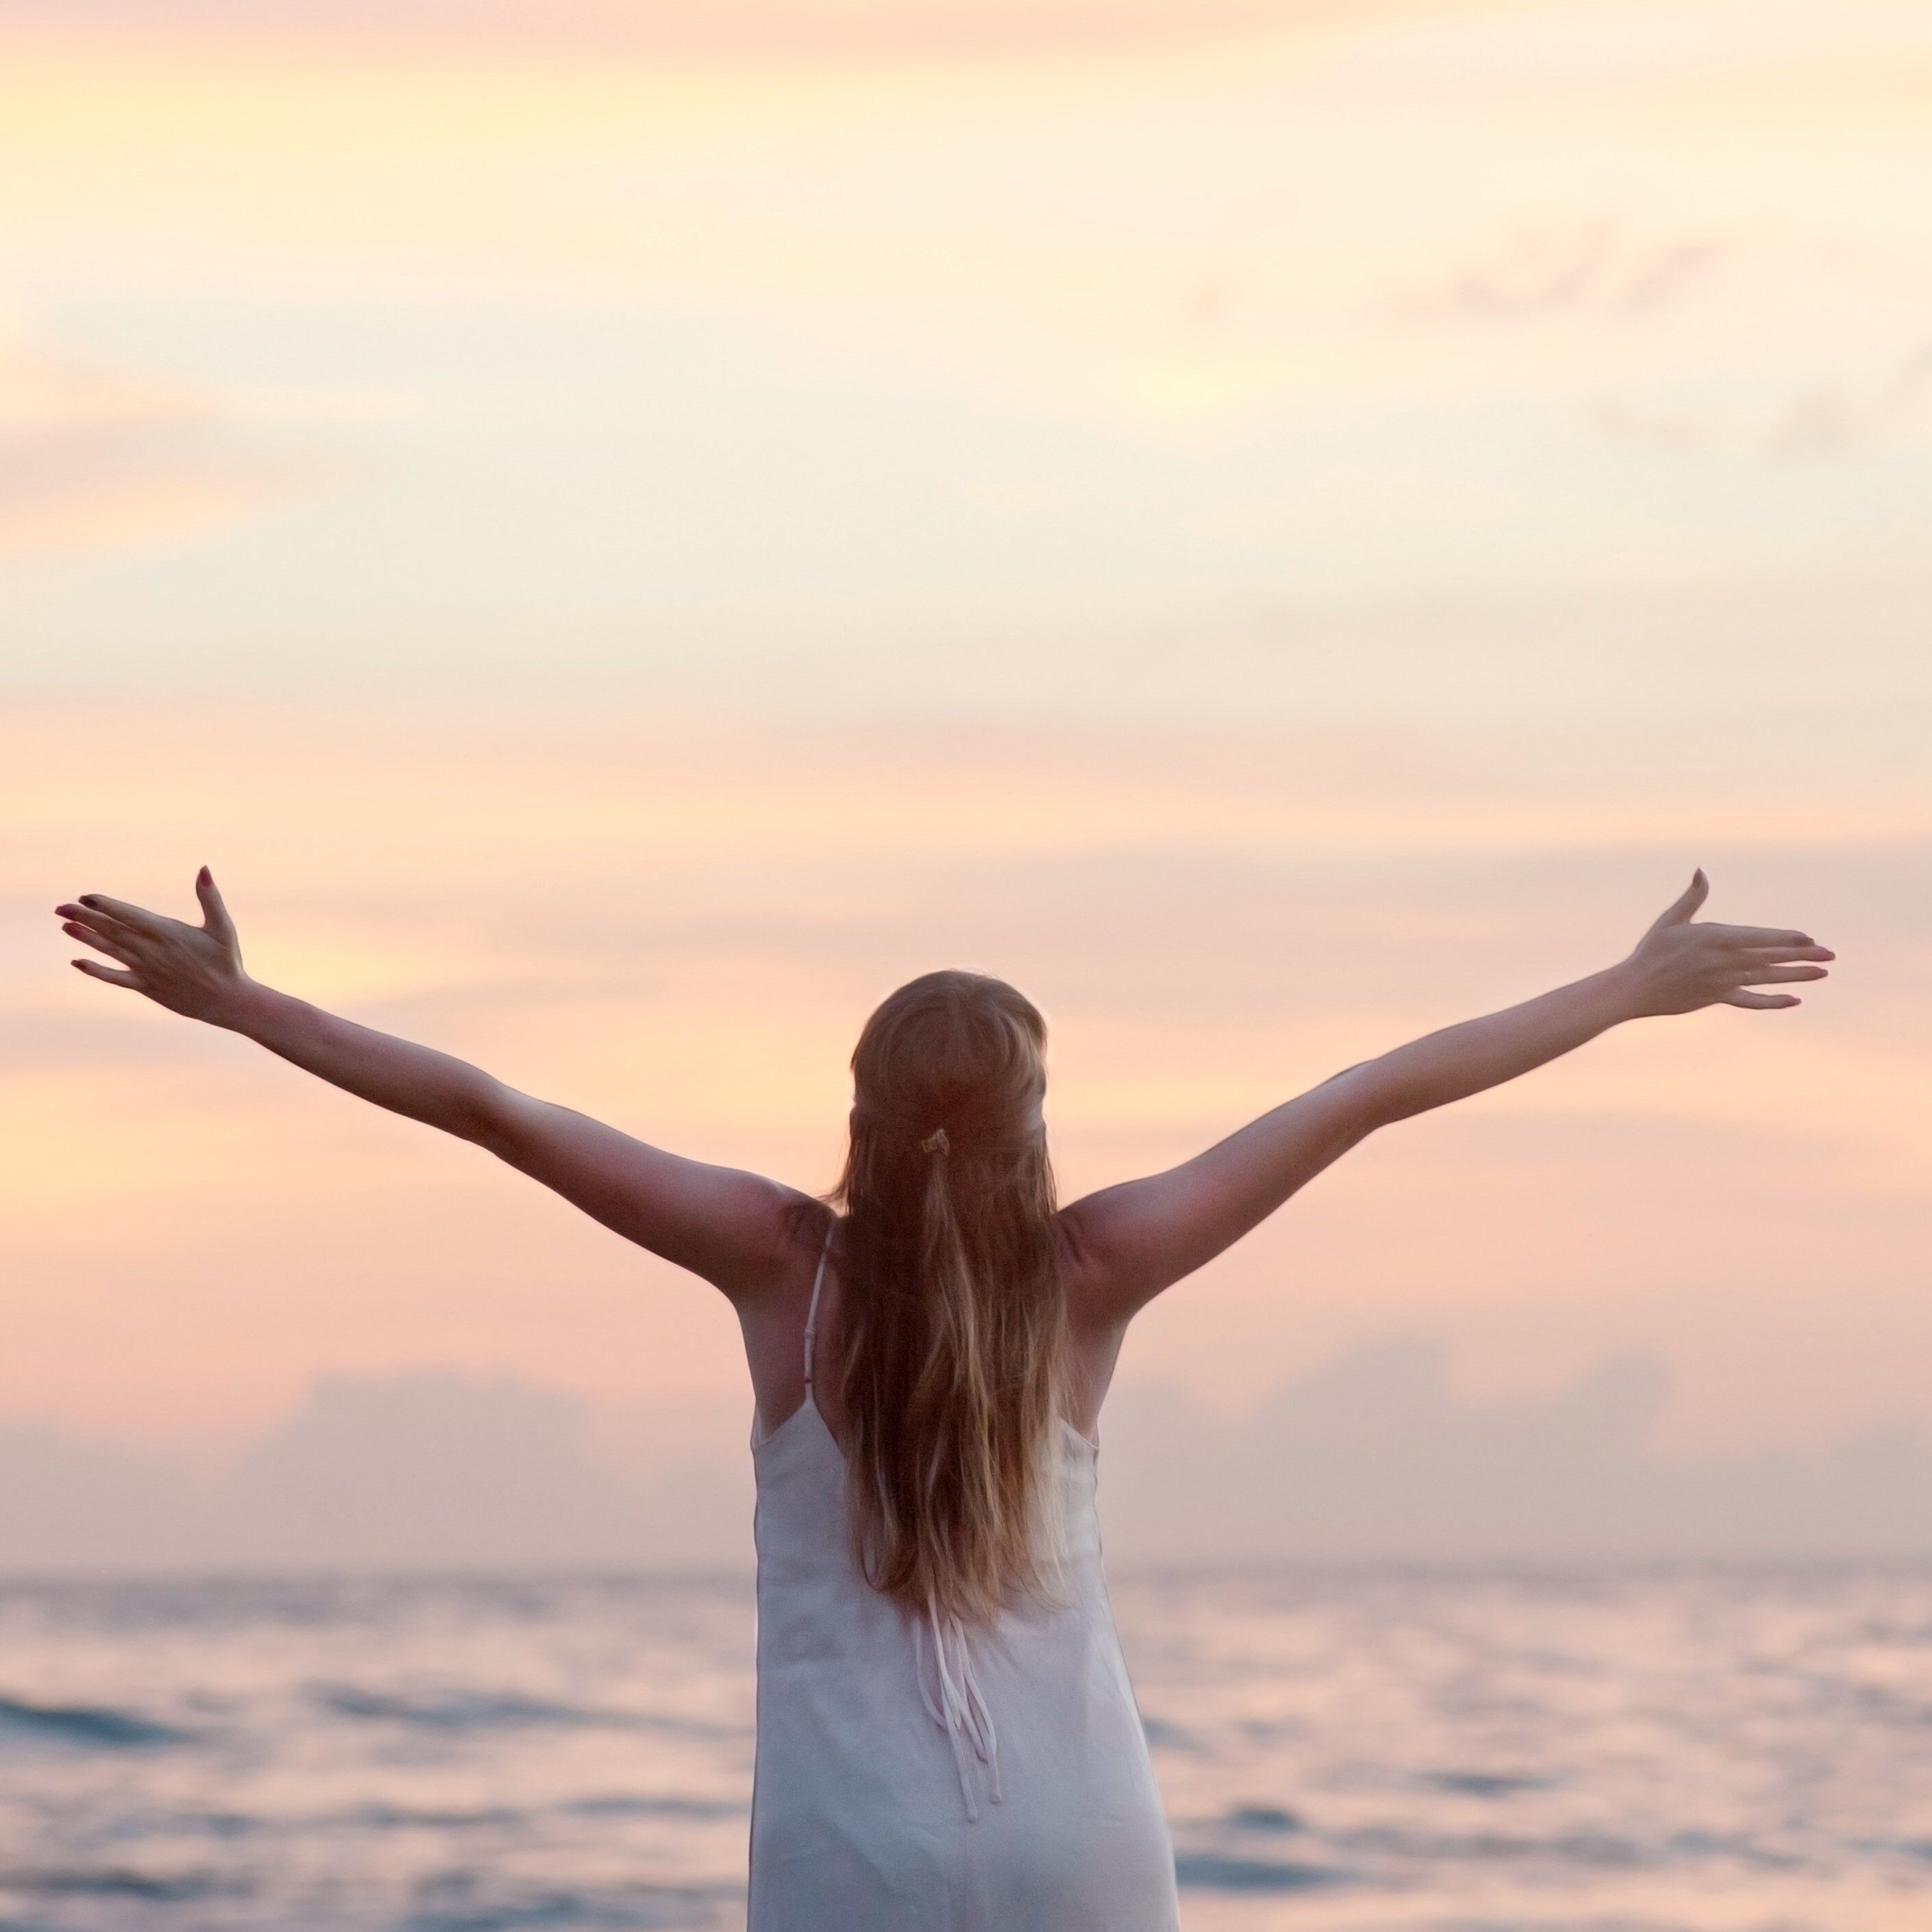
[56,867,254,1025]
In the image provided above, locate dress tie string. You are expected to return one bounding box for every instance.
[914,1604,1002,1822]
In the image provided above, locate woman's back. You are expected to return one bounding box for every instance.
[747,1232,1179,1931]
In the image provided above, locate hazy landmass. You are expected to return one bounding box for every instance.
[2,1343,1924,1572]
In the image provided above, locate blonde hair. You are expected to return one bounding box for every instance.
[827,970,1068,1626]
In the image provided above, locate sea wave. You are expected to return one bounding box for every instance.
[0,1866,229,1901]
[1223,1803,1301,1833]
[0,1695,186,1749]
[1172,1852,1343,1892]
[0,1564,1926,1932]
[311,1685,743,1739]
[398,1882,742,1932]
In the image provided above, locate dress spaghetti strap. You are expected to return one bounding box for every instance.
[803,1220,831,1399]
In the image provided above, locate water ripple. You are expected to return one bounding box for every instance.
[0,1697,186,1750]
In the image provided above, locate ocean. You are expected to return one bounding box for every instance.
[1,1563,1927,1931]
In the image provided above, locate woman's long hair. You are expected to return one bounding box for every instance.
[827,969,1067,1626]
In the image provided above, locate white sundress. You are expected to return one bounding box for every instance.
[746,1232,1182,1931]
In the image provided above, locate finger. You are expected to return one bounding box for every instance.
[72,958,140,989]
[195,866,237,946]
[75,892,172,937]
[1722,988,1800,1010]
[1707,924,1818,949]
[1733,964,1829,986]
[56,903,148,948]
[1649,868,1709,932]
[1734,944,1834,963]
[62,920,143,966]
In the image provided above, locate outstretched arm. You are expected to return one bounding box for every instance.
[1060,872,1831,1328]
[56,870,805,1300]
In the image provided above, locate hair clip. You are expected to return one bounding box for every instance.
[920,1127,951,1155]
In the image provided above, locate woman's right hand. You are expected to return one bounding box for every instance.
[1619,870,1833,1016]
[56,867,254,1025]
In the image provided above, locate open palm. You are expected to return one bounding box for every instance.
[56,868,251,1024]
[1625,870,1832,1016]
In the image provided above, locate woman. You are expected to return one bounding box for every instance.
[55,868,1829,1929]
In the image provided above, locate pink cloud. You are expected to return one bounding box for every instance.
[0,332,317,559]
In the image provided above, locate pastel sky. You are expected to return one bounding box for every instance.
[4,0,1929,1465]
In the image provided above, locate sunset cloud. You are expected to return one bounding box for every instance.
[0,326,312,556]
[5,0,1929,436]
[1,0,1927,1487]
[0,0,1410,62]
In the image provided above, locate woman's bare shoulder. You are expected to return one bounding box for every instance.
[1054,1206,1126,1338]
